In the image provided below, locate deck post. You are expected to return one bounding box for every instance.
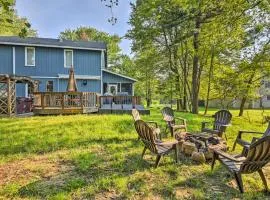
[121,96,123,110]
[41,93,44,110]
[61,93,65,110]
[80,92,84,110]
[111,96,113,109]
[7,78,11,116]
[132,96,135,109]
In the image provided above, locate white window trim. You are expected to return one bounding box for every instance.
[25,47,35,66]
[64,49,73,68]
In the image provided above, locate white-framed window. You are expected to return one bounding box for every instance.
[25,47,35,66]
[64,49,73,68]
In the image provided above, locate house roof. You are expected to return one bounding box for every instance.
[0,36,107,51]
[102,69,137,82]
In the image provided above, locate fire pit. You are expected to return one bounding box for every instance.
[175,132,227,163]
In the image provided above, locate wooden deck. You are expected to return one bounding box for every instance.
[33,93,149,115]
[33,92,98,115]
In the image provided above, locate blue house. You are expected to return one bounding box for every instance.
[0,36,136,97]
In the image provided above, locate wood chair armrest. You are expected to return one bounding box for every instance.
[238,130,264,137]
[175,117,187,125]
[213,149,243,162]
[145,121,158,128]
[155,140,178,147]
[251,137,260,143]
[202,121,211,124]
[201,121,211,131]
[217,123,231,127]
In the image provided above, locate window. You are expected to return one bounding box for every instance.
[267,95,270,101]
[64,49,73,68]
[46,81,53,92]
[25,47,35,66]
[121,83,132,95]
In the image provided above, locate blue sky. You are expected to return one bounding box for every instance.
[15,0,133,54]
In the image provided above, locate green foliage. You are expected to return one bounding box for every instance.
[59,26,121,67]
[128,0,270,113]
[0,0,36,37]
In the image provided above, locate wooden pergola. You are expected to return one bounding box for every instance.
[0,74,39,116]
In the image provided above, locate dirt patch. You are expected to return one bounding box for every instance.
[94,190,121,200]
[0,156,73,186]
[174,187,193,199]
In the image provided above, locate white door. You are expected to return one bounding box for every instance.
[108,84,117,95]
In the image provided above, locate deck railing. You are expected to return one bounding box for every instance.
[33,92,98,110]
[99,95,141,109]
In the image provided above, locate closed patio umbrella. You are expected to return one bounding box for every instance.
[66,66,78,92]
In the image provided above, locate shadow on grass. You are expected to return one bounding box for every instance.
[17,151,152,199]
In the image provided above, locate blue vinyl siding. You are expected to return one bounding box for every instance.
[0,43,136,97]
[102,71,135,83]
[16,83,26,97]
[0,46,13,74]
[37,78,58,92]
[58,79,100,93]
[14,46,101,77]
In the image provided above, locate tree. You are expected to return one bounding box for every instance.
[128,0,260,113]
[0,0,36,37]
[59,26,121,68]
[100,0,119,25]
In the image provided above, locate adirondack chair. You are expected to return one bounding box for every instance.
[132,109,161,139]
[134,120,179,168]
[201,110,232,140]
[211,136,270,193]
[161,107,187,137]
[232,122,270,153]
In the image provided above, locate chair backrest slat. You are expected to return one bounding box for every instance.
[134,120,158,154]
[263,122,270,137]
[213,110,232,131]
[161,107,174,122]
[132,109,141,121]
[241,136,270,173]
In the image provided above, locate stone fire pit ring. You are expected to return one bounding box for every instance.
[175,132,227,163]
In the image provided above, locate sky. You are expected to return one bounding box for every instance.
[15,0,134,55]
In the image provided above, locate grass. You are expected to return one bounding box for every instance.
[0,106,270,199]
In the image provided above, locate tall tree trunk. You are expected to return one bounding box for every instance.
[204,46,215,115]
[238,97,247,117]
[191,18,201,114]
[238,70,256,116]
[145,71,151,108]
[175,74,183,111]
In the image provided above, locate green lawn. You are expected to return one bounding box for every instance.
[0,107,270,199]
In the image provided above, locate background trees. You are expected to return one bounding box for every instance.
[127,0,270,113]
[0,0,36,36]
